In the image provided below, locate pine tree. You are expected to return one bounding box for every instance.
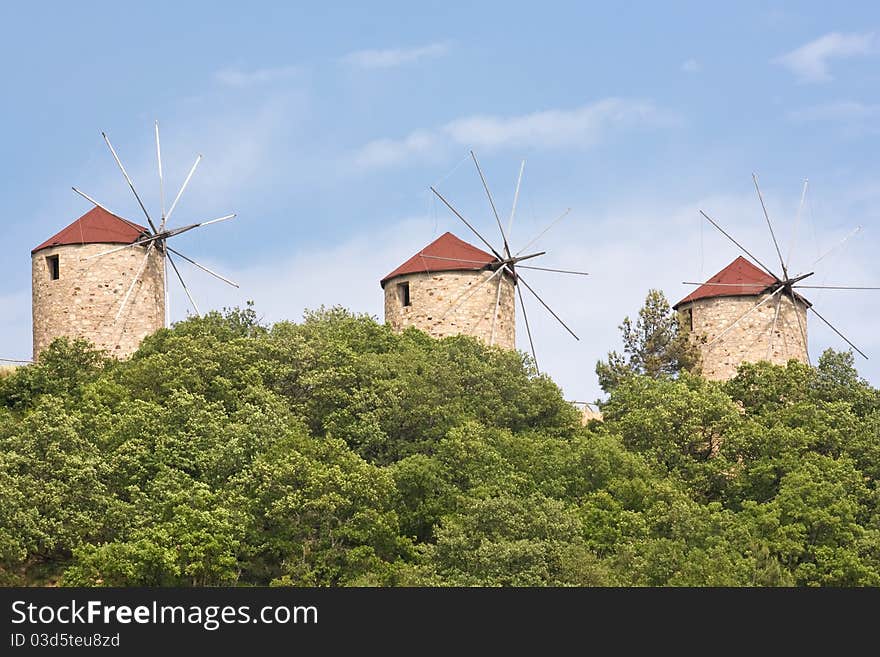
[596,289,701,393]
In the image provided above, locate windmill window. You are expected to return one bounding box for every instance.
[47,255,60,281]
[398,282,411,307]
[685,308,693,331]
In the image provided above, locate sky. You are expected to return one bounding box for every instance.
[2,1,880,402]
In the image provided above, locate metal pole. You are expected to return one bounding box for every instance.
[166,154,202,223]
[103,131,159,234]
[156,121,167,230]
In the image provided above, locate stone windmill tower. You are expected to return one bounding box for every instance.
[381,232,517,349]
[382,152,589,369]
[673,256,809,381]
[30,122,239,361]
[679,175,878,381]
[32,206,164,359]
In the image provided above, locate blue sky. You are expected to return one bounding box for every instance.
[2,1,880,402]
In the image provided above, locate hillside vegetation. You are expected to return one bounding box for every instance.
[1,305,878,586]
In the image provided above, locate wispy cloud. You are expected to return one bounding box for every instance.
[351,98,667,169]
[774,32,875,83]
[214,65,300,87]
[789,100,880,122]
[681,59,701,73]
[341,42,450,69]
[445,99,662,149]
[353,131,440,169]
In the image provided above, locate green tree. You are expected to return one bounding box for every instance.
[3,304,880,588]
[0,338,107,411]
[600,373,740,500]
[596,289,700,393]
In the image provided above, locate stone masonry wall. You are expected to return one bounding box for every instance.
[32,242,165,359]
[384,269,516,350]
[682,292,808,381]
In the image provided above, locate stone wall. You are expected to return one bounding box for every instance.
[32,242,165,359]
[580,404,603,424]
[383,269,516,349]
[681,292,808,381]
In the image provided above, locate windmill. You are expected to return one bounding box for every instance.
[425,151,589,370]
[682,174,878,368]
[71,121,239,323]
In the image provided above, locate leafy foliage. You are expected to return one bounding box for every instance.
[596,289,701,393]
[0,304,878,586]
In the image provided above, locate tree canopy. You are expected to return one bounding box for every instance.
[1,304,878,586]
[596,289,701,393]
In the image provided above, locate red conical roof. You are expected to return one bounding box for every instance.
[381,232,499,287]
[32,206,148,254]
[674,256,777,308]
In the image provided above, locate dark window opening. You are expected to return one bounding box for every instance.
[398,282,411,307]
[47,255,60,281]
[685,308,693,331]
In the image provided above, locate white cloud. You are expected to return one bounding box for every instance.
[214,65,300,87]
[788,100,880,122]
[341,42,450,69]
[445,99,660,149]
[353,131,440,169]
[774,32,875,83]
[351,98,666,169]
[177,217,435,331]
[681,59,701,73]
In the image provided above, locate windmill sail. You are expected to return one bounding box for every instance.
[75,122,239,324]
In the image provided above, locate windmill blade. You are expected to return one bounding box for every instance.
[471,151,511,258]
[795,285,880,290]
[507,160,524,243]
[82,233,164,261]
[102,132,159,234]
[165,214,236,239]
[706,286,784,347]
[165,154,202,224]
[802,226,863,273]
[517,285,539,372]
[753,173,788,279]
[515,208,571,257]
[430,186,505,261]
[766,293,783,361]
[793,296,811,365]
[81,214,234,261]
[489,275,504,346]
[808,306,867,359]
[155,121,167,230]
[513,251,545,263]
[440,265,508,320]
[700,210,780,280]
[71,187,151,237]
[516,273,579,340]
[167,252,201,316]
[164,257,170,329]
[166,247,240,288]
[786,178,808,273]
[517,265,589,276]
[115,242,156,322]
